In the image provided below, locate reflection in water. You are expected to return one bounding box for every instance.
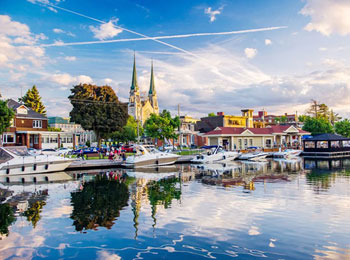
[0,159,349,259]
[0,203,15,236]
[70,173,130,232]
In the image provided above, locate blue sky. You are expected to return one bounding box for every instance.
[1,0,350,118]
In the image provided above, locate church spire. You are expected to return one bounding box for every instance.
[148,60,156,95]
[131,53,139,92]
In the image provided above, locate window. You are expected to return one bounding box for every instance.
[34,135,39,144]
[305,141,315,148]
[331,141,340,148]
[244,139,248,146]
[249,139,253,146]
[343,141,350,147]
[41,137,45,143]
[265,139,272,148]
[3,133,15,144]
[238,139,242,149]
[33,120,42,128]
[317,141,328,149]
[46,137,50,143]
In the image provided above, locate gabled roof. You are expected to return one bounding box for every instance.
[7,99,47,119]
[307,133,350,141]
[205,125,309,136]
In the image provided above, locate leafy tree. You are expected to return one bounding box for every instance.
[298,115,309,122]
[275,115,287,124]
[305,100,340,125]
[0,203,16,236]
[329,109,341,125]
[334,119,350,137]
[302,117,334,135]
[208,112,216,117]
[20,85,46,115]
[24,201,46,228]
[70,174,130,231]
[144,110,180,146]
[111,116,144,143]
[69,84,128,147]
[0,99,15,146]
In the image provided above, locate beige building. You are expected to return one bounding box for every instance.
[128,56,159,125]
[205,125,310,150]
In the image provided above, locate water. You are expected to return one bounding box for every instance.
[0,159,350,259]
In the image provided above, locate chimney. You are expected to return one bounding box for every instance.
[217,112,224,116]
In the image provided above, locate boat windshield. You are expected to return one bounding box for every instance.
[0,148,14,163]
[4,146,31,156]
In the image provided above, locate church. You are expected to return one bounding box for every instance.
[128,55,159,125]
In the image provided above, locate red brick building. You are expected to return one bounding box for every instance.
[2,99,48,149]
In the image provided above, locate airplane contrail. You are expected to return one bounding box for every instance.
[41,26,286,47]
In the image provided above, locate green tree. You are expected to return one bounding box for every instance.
[24,201,46,228]
[298,115,309,122]
[329,109,341,125]
[208,112,216,117]
[0,99,15,146]
[334,119,350,137]
[302,117,334,135]
[111,116,144,143]
[69,84,128,147]
[144,110,180,146]
[20,85,46,115]
[70,175,130,231]
[275,115,287,124]
[0,203,16,236]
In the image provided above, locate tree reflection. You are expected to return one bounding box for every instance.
[306,170,335,192]
[147,177,181,209]
[0,203,16,236]
[70,174,130,232]
[24,201,46,228]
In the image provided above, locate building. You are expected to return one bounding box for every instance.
[196,110,254,133]
[303,133,350,158]
[176,116,207,147]
[2,99,76,149]
[253,110,299,128]
[48,117,96,146]
[128,56,159,125]
[205,125,310,150]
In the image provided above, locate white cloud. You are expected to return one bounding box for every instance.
[244,48,257,59]
[45,73,93,85]
[300,0,350,36]
[97,251,121,260]
[53,28,64,34]
[64,56,76,61]
[53,28,75,37]
[204,6,224,22]
[265,39,272,45]
[319,47,327,51]
[89,19,123,40]
[104,78,113,84]
[322,58,344,68]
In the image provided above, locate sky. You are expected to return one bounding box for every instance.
[1,0,350,118]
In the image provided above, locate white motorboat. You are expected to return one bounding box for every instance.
[123,145,180,168]
[191,146,240,164]
[0,146,74,176]
[238,152,269,161]
[273,149,302,158]
[0,171,72,184]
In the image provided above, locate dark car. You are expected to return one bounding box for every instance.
[72,147,100,155]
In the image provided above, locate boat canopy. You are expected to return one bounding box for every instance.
[3,146,31,156]
[0,148,14,164]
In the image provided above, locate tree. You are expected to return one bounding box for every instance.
[144,110,180,146]
[208,112,216,117]
[0,203,16,236]
[0,99,15,146]
[69,84,128,147]
[275,115,287,124]
[329,109,341,125]
[20,85,46,115]
[70,174,130,231]
[335,119,350,137]
[111,116,144,143]
[298,115,309,122]
[302,117,334,135]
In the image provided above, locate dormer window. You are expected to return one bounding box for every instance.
[33,120,42,128]
[16,106,28,115]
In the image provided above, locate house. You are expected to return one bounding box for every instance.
[253,110,299,128]
[196,110,254,133]
[176,116,207,147]
[205,125,310,150]
[3,99,76,149]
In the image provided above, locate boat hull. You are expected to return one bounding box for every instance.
[124,156,179,168]
[0,160,73,176]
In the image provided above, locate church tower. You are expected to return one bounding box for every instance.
[148,61,159,115]
[128,54,142,121]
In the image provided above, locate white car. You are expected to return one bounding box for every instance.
[28,148,41,156]
[41,148,59,155]
[57,147,73,156]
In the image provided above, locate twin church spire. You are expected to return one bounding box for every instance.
[128,54,159,124]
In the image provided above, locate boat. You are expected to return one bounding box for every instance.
[123,145,180,168]
[272,149,302,158]
[191,146,240,164]
[0,171,72,184]
[0,146,74,176]
[238,151,269,161]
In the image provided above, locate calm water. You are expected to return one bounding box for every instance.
[0,159,350,260]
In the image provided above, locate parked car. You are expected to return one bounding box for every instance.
[41,148,59,155]
[121,145,135,153]
[57,147,73,156]
[72,147,99,155]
